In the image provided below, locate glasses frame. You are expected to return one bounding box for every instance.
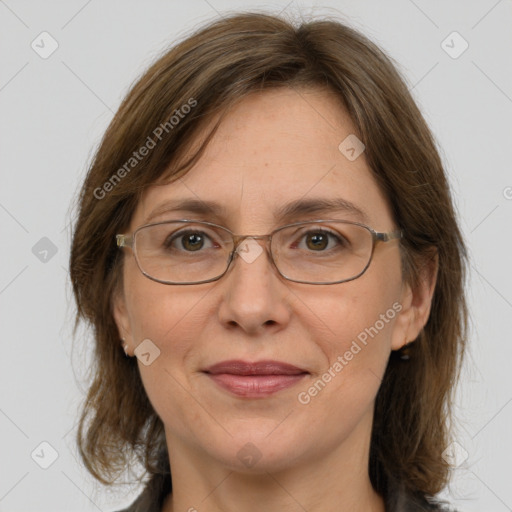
[116,219,403,286]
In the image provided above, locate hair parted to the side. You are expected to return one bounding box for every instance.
[69,10,467,501]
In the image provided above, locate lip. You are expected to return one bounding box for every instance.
[203,360,309,398]
[204,359,308,375]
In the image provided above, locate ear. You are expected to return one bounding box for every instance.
[391,250,438,351]
[112,286,133,354]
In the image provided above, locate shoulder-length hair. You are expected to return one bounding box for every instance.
[69,11,467,500]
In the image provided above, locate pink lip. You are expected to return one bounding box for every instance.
[204,359,307,375]
[203,360,309,398]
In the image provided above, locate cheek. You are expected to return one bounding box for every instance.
[124,254,207,343]
[304,270,401,362]
[124,271,212,429]
[123,268,215,423]
[293,265,402,408]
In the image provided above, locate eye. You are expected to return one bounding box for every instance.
[294,228,348,252]
[165,229,218,252]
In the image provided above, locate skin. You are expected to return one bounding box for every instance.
[113,87,437,512]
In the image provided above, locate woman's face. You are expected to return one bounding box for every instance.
[114,87,425,474]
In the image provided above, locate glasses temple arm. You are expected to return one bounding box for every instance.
[376,230,403,243]
[116,234,133,248]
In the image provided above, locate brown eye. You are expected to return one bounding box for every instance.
[305,232,329,251]
[297,229,347,252]
[181,232,205,251]
[165,229,214,252]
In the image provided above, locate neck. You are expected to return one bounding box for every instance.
[163,474,383,512]
[161,412,385,512]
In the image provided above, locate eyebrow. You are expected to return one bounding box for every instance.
[143,197,369,225]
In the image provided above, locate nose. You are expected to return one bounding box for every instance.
[216,238,292,335]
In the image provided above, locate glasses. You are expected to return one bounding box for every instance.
[116,219,402,285]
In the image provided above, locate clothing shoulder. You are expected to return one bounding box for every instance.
[113,472,460,512]
[112,491,158,512]
[385,481,458,512]
[111,472,171,512]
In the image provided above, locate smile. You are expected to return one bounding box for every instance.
[203,359,309,398]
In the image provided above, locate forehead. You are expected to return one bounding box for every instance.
[133,87,393,231]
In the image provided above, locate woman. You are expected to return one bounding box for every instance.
[69,11,467,512]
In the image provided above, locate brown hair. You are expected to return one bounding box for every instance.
[69,10,467,501]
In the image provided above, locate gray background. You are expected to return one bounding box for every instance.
[1,0,511,511]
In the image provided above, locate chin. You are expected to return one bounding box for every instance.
[221,446,303,475]
[201,430,306,474]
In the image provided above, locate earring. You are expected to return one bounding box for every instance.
[399,341,412,360]
[121,338,129,357]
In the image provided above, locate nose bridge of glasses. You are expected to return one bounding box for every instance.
[228,233,281,278]
[226,233,281,284]
[232,233,272,250]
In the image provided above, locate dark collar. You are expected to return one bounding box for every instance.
[115,472,454,512]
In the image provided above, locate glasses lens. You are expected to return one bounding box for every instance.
[272,221,373,283]
[134,222,233,283]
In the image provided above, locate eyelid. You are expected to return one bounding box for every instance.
[168,224,231,247]
[287,224,349,243]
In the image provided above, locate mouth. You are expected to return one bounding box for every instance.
[202,360,309,398]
